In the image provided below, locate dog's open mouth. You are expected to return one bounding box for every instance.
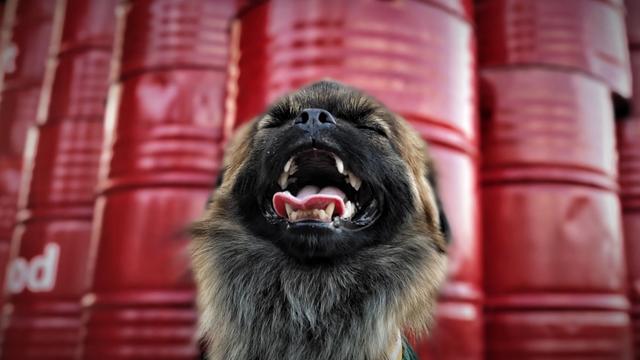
[270,149,379,229]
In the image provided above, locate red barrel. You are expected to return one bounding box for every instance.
[631,51,640,116]
[119,0,233,75]
[0,0,56,306]
[0,86,41,163]
[618,118,640,355]
[1,0,117,358]
[234,1,482,358]
[58,0,118,53]
[1,0,56,92]
[481,69,618,188]
[476,0,631,97]
[82,1,233,358]
[414,0,472,19]
[627,0,640,47]
[481,68,632,358]
[0,87,40,299]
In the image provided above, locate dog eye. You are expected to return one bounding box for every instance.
[356,125,388,138]
[260,117,285,129]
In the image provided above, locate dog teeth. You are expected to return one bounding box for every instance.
[347,172,362,191]
[287,208,331,222]
[285,204,294,218]
[318,209,330,221]
[278,172,289,189]
[279,158,297,189]
[284,158,293,173]
[333,154,345,174]
[342,201,355,219]
[325,203,335,219]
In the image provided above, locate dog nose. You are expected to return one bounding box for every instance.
[293,108,337,131]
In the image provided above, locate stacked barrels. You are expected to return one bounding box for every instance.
[81,1,234,358]
[233,1,483,358]
[1,0,118,358]
[0,0,55,304]
[477,0,633,358]
[620,1,640,353]
[618,118,640,356]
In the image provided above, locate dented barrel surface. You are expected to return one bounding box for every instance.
[235,1,482,358]
[1,0,117,358]
[480,69,617,188]
[476,0,631,97]
[119,0,234,75]
[82,1,232,357]
[481,68,632,358]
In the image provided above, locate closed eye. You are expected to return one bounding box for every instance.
[356,125,388,138]
[259,116,286,129]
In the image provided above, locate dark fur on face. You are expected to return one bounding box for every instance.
[191,81,448,360]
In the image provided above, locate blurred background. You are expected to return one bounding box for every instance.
[0,0,638,359]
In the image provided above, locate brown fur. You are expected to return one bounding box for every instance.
[192,81,448,360]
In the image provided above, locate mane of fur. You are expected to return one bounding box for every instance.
[191,81,448,360]
[192,195,446,360]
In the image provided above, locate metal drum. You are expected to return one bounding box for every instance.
[618,118,640,355]
[0,0,55,313]
[119,0,232,75]
[234,1,482,358]
[414,0,472,19]
[481,69,618,188]
[627,0,640,47]
[1,0,117,358]
[481,68,632,358]
[1,0,56,92]
[631,51,640,116]
[476,0,631,97]
[82,1,233,358]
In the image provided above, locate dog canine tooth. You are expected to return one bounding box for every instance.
[348,172,362,191]
[278,172,289,189]
[342,201,354,219]
[285,204,294,219]
[284,158,294,173]
[333,154,345,174]
[325,203,335,218]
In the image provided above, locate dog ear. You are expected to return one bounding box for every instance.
[426,170,451,244]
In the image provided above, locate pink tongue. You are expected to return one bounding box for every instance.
[273,185,346,219]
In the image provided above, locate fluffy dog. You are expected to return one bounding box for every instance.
[191,81,449,360]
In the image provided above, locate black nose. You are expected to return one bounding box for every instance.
[293,108,337,131]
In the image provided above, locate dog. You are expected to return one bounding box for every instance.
[191,81,449,360]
